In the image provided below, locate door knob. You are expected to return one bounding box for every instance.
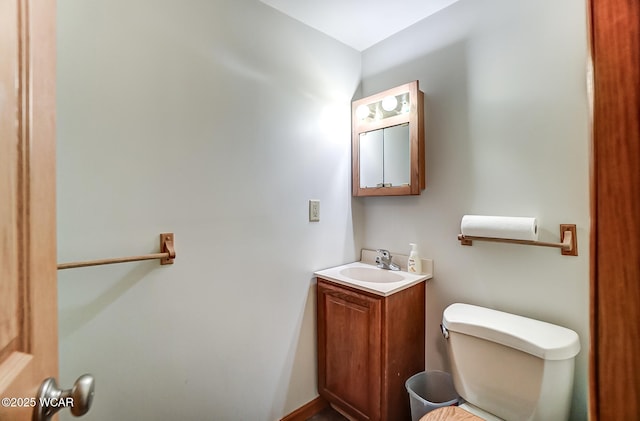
[33,374,95,421]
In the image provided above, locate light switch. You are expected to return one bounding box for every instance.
[309,200,320,222]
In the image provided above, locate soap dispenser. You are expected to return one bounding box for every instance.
[408,243,422,274]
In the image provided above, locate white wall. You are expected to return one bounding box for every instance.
[58,0,591,420]
[360,1,590,419]
[56,1,361,420]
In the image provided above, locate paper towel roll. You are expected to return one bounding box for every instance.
[460,215,538,241]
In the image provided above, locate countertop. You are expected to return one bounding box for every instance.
[314,260,432,297]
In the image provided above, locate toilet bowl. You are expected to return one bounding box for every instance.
[438,303,580,421]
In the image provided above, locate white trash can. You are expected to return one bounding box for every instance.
[405,371,461,421]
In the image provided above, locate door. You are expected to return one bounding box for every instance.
[317,280,382,420]
[0,1,58,420]
[589,0,640,418]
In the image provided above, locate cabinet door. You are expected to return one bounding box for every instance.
[318,280,382,420]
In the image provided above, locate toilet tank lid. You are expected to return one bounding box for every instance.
[442,303,580,360]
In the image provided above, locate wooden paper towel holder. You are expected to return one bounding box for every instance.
[458,224,577,256]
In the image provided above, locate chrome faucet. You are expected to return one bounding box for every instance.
[375,249,400,271]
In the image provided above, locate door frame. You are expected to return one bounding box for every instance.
[589,0,640,419]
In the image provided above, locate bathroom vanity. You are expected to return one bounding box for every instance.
[315,258,431,420]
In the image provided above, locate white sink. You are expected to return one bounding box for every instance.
[339,267,404,283]
[315,261,431,296]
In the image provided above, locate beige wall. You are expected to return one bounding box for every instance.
[360,1,590,419]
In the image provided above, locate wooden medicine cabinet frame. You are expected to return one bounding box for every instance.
[351,80,425,196]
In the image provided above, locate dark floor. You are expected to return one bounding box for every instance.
[306,406,349,421]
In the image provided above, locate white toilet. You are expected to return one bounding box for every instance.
[440,303,580,421]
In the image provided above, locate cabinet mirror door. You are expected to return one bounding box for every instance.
[359,125,410,188]
[382,124,410,187]
[352,81,425,197]
[359,129,384,188]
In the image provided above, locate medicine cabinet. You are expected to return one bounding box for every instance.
[352,80,425,196]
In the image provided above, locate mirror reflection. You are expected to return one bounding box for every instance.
[359,124,410,188]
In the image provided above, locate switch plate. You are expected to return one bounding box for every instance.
[309,200,320,222]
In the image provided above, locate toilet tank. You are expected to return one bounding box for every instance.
[442,303,580,421]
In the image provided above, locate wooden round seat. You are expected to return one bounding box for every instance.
[419,406,485,421]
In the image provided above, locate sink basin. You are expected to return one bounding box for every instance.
[314,255,432,297]
[339,267,404,283]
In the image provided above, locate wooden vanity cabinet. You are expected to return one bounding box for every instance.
[317,278,425,421]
